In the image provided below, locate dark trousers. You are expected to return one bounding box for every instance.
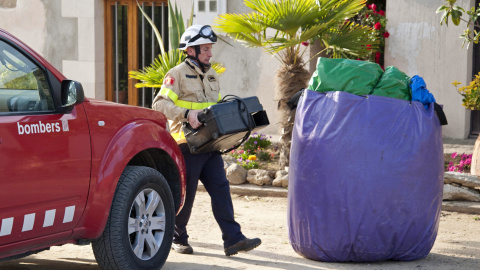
[174,144,245,248]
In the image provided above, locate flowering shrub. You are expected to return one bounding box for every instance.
[256,149,275,161]
[445,152,473,172]
[356,2,389,66]
[239,159,259,170]
[228,133,275,169]
[243,133,272,153]
[229,149,260,170]
[230,149,249,161]
[452,73,480,110]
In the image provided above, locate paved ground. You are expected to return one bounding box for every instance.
[0,191,479,270]
[443,137,477,154]
[0,138,477,269]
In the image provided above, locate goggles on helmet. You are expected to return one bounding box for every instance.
[188,25,217,44]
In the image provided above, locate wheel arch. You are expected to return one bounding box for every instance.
[127,148,184,214]
[75,121,186,240]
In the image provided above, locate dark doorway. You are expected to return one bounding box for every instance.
[471,110,480,136]
[105,0,169,107]
[470,1,480,137]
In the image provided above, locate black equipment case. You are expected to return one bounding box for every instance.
[183,96,269,154]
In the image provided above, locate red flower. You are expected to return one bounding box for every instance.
[369,4,377,11]
[366,44,372,50]
[375,51,381,63]
[378,10,385,16]
[365,13,369,19]
[301,42,309,46]
[383,31,390,38]
[374,22,382,30]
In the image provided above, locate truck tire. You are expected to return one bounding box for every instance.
[92,166,175,270]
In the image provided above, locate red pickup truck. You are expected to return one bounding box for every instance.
[0,29,186,269]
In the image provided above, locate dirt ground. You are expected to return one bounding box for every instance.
[1,190,479,270]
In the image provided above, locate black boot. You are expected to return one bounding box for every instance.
[224,238,261,256]
[172,242,194,254]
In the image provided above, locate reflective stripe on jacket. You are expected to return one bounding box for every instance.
[152,59,221,143]
[159,87,221,110]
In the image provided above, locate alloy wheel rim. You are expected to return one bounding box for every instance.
[128,188,166,260]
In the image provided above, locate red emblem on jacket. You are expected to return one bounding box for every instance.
[164,76,175,85]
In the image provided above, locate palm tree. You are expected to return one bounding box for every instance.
[214,0,378,168]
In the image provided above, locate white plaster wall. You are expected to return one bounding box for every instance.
[214,38,280,136]
[0,0,103,100]
[62,0,105,100]
[1,0,78,72]
[0,0,47,55]
[385,0,473,139]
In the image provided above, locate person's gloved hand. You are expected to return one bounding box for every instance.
[187,109,203,129]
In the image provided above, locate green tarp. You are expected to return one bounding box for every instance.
[308,58,411,101]
[372,66,411,101]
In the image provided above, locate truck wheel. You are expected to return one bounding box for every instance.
[92,166,175,270]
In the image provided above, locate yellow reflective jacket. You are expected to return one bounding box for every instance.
[152,58,221,143]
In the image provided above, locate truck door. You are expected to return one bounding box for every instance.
[0,39,91,245]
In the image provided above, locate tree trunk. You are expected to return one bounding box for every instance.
[471,136,480,176]
[309,39,328,74]
[275,63,310,169]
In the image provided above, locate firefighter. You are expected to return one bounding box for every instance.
[152,25,261,256]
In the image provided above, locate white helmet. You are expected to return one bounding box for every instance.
[179,25,217,50]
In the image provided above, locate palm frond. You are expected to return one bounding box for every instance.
[318,0,366,22]
[214,13,264,47]
[211,61,226,75]
[136,0,165,55]
[322,21,379,59]
[129,49,185,88]
[245,0,326,36]
[188,0,194,27]
[306,0,365,33]
[168,0,185,50]
[263,23,330,54]
[214,13,264,35]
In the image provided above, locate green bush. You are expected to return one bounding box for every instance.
[243,133,272,153]
[227,133,275,170]
[257,150,273,161]
[228,149,260,170]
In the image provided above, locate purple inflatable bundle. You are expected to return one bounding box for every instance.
[288,90,444,262]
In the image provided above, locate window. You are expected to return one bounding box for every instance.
[0,40,54,113]
[193,0,225,26]
[105,0,169,108]
[198,0,205,12]
[209,0,217,12]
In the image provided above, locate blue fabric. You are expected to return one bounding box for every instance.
[410,75,436,110]
[288,90,444,262]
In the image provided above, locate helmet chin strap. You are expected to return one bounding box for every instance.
[187,45,211,72]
